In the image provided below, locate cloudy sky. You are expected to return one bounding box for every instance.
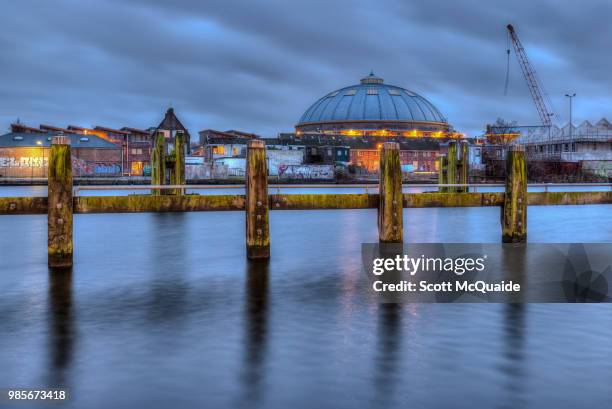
[0,0,610,137]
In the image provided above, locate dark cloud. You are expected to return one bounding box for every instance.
[0,0,610,137]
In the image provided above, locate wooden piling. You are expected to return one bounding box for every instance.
[457,141,469,193]
[438,155,448,193]
[501,145,527,243]
[446,141,458,193]
[379,142,403,243]
[246,140,270,259]
[172,131,186,195]
[48,135,73,268]
[151,131,165,195]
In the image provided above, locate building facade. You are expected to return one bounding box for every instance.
[0,132,121,178]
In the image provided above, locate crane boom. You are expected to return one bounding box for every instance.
[506,24,554,127]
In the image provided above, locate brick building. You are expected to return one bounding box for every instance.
[10,122,152,176]
[0,132,121,178]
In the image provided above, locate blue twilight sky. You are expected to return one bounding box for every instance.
[0,0,610,137]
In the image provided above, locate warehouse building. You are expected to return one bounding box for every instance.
[0,132,122,178]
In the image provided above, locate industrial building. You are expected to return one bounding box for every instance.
[10,122,152,176]
[0,132,121,178]
[1,108,192,179]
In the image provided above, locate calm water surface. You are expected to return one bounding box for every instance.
[0,186,611,409]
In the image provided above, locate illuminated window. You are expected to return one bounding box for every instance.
[366,88,378,95]
[388,89,401,96]
[213,146,225,155]
[344,89,357,96]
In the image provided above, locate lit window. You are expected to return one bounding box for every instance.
[366,88,378,95]
[345,89,357,96]
[388,89,401,96]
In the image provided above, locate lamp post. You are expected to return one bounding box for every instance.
[565,93,576,153]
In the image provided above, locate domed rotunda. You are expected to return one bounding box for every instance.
[296,72,454,138]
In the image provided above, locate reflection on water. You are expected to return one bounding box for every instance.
[0,202,611,409]
[241,260,269,406]
[372,304,402,408]
[47,268,74,388]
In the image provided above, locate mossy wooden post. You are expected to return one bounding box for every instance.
[501,145,527,243]
[172,131,186,195]
[379,142,403,243]
[457,141,469,193]
[246,140,270,259]
[48,135,73,268]
[151,131,165,196]
[446,141,458,193]
[438,154,448,193]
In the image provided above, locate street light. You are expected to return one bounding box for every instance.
[565,93,576,149]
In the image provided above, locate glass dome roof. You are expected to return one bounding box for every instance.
[297,73,447,126]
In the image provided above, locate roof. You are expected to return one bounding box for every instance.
[297,73,447,126]
[155,108,189,134]
[94,126,130,135]
[121,127,151,135]
[0,132,119,149]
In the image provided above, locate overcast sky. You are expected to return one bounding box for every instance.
[0,0,610,137]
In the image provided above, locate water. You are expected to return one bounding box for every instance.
[1,184,609,197]
[0,187,611,409]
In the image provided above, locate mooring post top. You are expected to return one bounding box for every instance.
[51,135,71,145]
[509,144,525,152]
[382,142,399,150]
[247,139,265,149]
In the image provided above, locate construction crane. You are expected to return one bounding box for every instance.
[506,24,555,127]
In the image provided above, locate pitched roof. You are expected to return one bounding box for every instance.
[155,108,189,134]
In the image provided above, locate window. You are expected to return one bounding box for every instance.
[328,91,339,97]
[571,143,576,152]
[344,89,357,96]
[388,89,401,96]
[366,88,378,95]
[212,145,225,155]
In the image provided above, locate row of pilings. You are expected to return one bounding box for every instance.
[46,137,527,267]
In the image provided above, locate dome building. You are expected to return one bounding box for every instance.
[296,72,459,138]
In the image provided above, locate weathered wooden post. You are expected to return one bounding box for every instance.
[151,131,165,195]
[501,145,527,243]
[438,154,448,193]
[48,135,73,268]
[172,130,186,195]
[379,142,403,243]
[446,141,458,193]
[457,140,469,192]
[246,140,270,259]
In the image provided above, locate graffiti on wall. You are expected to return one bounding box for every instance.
[278,164,334,180]
[0,157,49,167]
[0,156,120,176]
